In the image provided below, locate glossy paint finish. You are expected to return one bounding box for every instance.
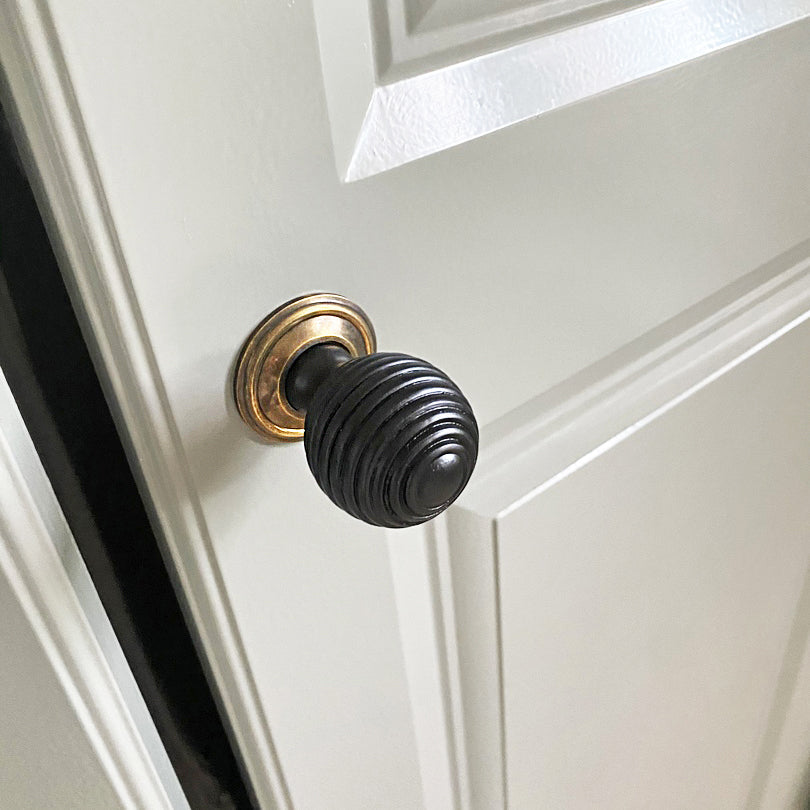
[3,1,810,808]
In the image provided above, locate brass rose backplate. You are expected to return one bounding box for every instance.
[233,293,376,441]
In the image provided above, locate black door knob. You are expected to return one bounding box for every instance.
[285,344,478,528]
[233,293,478,528]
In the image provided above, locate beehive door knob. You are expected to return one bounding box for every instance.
[234,294,479,528]
[288,345,478,527]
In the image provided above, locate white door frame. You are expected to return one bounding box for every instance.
[0,4,291,806]
[0,365,189,809]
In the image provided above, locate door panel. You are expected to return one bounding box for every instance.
[498,319,810,808]
[3,1,810,808]
[417,254,810,809]
[315,0,810,179]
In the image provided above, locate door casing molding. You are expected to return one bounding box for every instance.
[0,366,188,809]
[0,3,291,807]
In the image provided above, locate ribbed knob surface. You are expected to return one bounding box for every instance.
[303,353,478,528]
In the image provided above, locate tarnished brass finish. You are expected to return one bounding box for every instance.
[233,293,376,440]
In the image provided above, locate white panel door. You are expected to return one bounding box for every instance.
[3,1,810,808]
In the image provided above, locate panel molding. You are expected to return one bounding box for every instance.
[494,319,810,806]
[387,521,466,810]
[380,0,649,72]
[0,368,187,809]
[745,561,810,809]
[0,3,291,808]
[387,512,507,810]
[385,240,810,810]
[314,0,810,180]
[460,239,810,519]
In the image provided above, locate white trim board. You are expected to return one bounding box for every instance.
[0,366,189,810]
[0,3,291,808]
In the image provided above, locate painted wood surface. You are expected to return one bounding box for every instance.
[497,319,810,808]
[3,1,810,807]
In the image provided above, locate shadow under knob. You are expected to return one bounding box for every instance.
[286,347,478,528]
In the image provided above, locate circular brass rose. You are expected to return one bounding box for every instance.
[233,293,376,441]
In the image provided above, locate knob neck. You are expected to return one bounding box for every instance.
[285,343,352,413]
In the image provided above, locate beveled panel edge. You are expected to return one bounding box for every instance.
[0,3,292,809]
[386,520,468,810]
[384,0,652,76]
[456,238,810,521]
[314,0,810,181]
[754,576,810,808]
[744,561,810,808]
[386,512,506,810]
